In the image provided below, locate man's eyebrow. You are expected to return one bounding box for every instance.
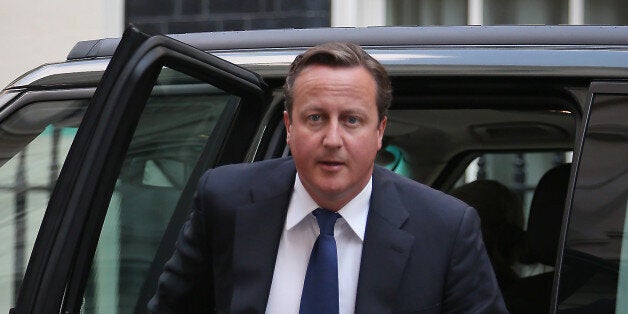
[297,105,370,116]
[299,105,324,112]
[340,108,369,115]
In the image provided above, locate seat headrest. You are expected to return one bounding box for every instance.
[525,163,571,265]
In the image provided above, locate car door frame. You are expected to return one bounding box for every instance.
[553,80,628,313]
[13,26,269,313]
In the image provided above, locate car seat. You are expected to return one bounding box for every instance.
[506,163,571,314]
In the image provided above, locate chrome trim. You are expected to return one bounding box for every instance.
[5,59,109,89]
[0,89,22,113]
[0,88,95,122]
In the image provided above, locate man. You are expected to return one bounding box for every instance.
[149,42,506,313]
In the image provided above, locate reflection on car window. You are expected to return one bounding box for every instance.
[456,152,572,219]
[81,67,239,313]
[0,99,87,309]
[559,94,628,312]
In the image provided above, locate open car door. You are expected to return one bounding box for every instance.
[556,82,628,313]
[13,26,269,313]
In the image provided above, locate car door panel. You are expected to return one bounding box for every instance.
[556,81,628,313]
[14,26,268,313]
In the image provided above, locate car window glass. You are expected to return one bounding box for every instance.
[376,108,575,185]
[80,67,240,313]
[559,94,628,312]
[453,152,572,226]
[0,99,87,309]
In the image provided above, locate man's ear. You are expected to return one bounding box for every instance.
[283,110,291,143]
[377,116,387,149]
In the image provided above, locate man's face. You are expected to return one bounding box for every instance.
[284,64,387,211]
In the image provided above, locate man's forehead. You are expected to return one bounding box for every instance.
[293,64,375,85]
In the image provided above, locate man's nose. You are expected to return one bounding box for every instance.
[322,122,342,148]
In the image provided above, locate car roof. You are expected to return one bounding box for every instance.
[9,25,628,91]
[67,25,628,60]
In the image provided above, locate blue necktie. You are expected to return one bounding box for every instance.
[300,208,340,314]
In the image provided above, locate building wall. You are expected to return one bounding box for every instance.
[0,0,124,90]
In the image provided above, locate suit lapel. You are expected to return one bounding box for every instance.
[230,159,296,313]
[355,167,415,313]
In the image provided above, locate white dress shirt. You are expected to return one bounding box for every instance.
[265,174,371,314]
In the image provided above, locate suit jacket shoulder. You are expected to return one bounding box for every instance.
[371,165,471,232]
[359,166,507,313]
[149,158,296,313]
[196,157,296,214]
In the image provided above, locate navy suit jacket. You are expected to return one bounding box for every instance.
[149,157,507,313]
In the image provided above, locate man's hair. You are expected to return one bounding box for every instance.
[284,42,392,122]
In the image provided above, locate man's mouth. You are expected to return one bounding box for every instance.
[319,160,344,169]
[320,160,343,165]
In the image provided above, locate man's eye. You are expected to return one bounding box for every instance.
[308,115,321,122]
[347,116,359,124]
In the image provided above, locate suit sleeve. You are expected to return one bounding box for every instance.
[442,206,508,313]
[148,171,214,313]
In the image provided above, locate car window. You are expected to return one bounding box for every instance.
[0,99,88,309]
[559,93,628,312]
[454,152,573,225]
[79,67,241,313]
[376,107,575,185]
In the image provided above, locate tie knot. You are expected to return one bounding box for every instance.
[313,208,340,236]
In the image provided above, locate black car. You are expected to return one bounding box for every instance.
[1,25,627,313]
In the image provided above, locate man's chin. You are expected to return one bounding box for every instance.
[317,183,356,200]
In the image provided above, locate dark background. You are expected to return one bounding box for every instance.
[126,0,331,34]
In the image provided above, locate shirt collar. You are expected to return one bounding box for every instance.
[285,174,371,241]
